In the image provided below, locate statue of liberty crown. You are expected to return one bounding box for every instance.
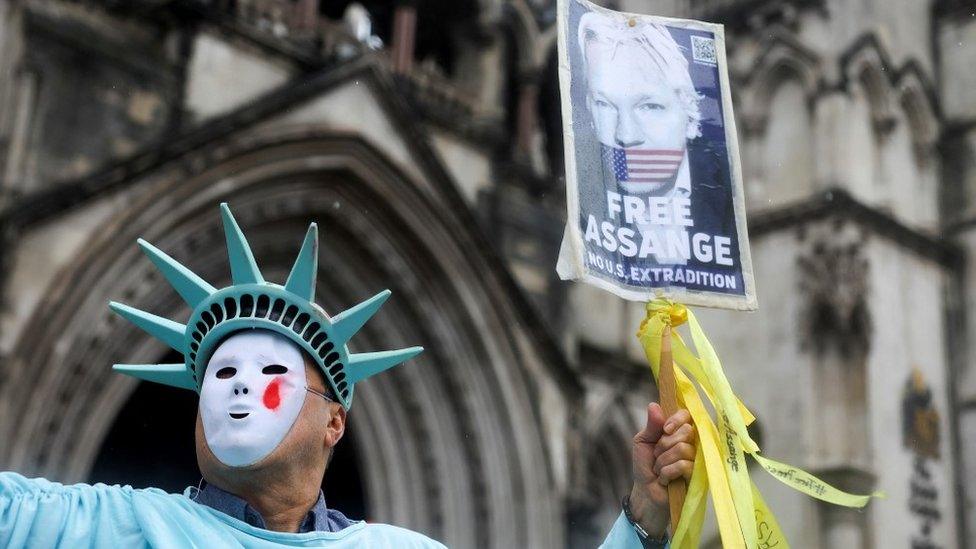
[109,203,423,410]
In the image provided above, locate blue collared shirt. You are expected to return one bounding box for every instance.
[188,481,354,533]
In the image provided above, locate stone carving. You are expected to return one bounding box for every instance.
[797,226,872,357]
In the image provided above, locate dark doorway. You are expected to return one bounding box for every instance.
[88,380,199,493]
[89,355,368,520]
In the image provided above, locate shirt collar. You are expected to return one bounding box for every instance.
[189,481,341,533]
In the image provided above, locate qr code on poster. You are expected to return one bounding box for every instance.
[691,35,717,65]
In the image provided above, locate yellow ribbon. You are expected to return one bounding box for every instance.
[638,299,882,548]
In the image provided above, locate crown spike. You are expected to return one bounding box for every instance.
[346,347,424,385]
[113,363,197,391]
[284,223,318,301]
[220,203,264,285]
[331,290,391,344]
[138,239,217,308]
[109,302,187,353]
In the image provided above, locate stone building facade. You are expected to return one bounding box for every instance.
[0,0,972,547]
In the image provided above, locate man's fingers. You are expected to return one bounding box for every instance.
[657,460,694,485]
[663,409,692,435]
[653,423,696,458]
[652,442,696,475]
[634,402,666,444]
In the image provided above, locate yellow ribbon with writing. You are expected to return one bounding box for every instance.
[639,299,883,549]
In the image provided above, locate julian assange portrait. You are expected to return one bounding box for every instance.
[575,8,734,250]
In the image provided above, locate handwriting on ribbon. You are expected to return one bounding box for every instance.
[754,509,781,549]
[722,412,740,472]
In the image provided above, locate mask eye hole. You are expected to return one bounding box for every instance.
[262,364,288,375]
[215,367,237,379]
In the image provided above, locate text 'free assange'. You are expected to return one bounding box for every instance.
[584,191,735,265]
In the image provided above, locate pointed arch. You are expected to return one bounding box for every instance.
[738,32,820,204]
[501,0,543,73]
[0,132,572,548]
[569,388,642,546]
[838,33,941,146]
[740,31,821,135]
[896,62,940,162]
[841,36,896,135]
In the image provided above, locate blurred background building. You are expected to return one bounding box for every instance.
[0,0,972,547]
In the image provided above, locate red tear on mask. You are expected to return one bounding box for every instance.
[263,378,281,410]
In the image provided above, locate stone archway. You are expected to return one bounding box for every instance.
[568,395,637,548]
[0,133,568,548]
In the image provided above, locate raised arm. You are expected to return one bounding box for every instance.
[600,403,695,548]
[0,472,141,547]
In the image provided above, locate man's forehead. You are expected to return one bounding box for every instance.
[585,43,668,84]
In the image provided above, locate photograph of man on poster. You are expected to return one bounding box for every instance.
[565,2,747,298]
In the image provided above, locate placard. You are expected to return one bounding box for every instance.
[555,0,757,310]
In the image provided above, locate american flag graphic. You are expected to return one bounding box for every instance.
[605,146,684,184]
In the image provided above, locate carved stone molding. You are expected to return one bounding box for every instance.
[796,221,872,358]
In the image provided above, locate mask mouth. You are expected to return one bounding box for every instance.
[604,145,685,196]
[229,412,250,420]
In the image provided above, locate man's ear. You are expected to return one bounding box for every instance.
[324,405,346,449]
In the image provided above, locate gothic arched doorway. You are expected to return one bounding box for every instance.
[0,132,570,547]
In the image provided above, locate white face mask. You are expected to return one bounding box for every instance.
[200,330,308,467]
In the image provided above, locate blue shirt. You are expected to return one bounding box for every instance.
[188,482,354,533]
[0,472,652,548]
[0,473,445,548]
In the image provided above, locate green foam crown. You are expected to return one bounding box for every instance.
[109,203,423,409]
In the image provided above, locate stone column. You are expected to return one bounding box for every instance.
[391,3,417,74]
[817,468,876,549]
[292,0,319,33]
[2,67,37,195]
[822,505,865,548]
[937,4,976,547]
[515,73,540,161]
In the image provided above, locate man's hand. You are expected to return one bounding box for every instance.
[628,402,695,538]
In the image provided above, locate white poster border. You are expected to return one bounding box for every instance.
[555,0,758,311]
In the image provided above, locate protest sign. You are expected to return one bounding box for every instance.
[555,0,757,310]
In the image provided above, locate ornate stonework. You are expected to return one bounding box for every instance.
[796,222,872,358]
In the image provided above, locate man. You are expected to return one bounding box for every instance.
[0,204,695,547]
[576,7,735,267]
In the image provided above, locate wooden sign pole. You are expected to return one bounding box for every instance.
[658,324,686,534]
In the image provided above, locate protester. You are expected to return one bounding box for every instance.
[0,204,694,548]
